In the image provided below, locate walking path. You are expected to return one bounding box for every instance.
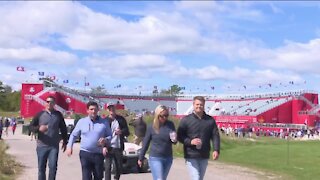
[4,125,277,180]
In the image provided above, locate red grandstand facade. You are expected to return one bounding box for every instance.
[20,82,320,129]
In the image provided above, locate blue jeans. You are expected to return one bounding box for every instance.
[148,156,173,180]
[36,146,59,180]
[79,150,104,180]
[185,158,208,180]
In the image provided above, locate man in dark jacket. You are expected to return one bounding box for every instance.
[105,105,130,180]
[177,96,220,180]
[129,114,146,146]
[29,96,68,180]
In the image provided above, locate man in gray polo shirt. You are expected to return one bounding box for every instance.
[29,96,68,180]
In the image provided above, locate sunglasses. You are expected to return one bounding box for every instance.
[159,114,169,118]
[46,100,55,104]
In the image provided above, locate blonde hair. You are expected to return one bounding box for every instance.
[153,105,169,134]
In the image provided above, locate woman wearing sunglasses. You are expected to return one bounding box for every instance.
[138,105,177,180]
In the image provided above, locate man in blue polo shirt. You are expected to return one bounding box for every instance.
[67,101,112,180]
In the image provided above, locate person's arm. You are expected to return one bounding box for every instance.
[138,125,152,160]
[119,116,130,137]
[104,121,112,146]
[177,118,192,146]
[29,111,44,133]
[170,121,178,144]
[58,112,68,147]
[211,119,220,160]
[67,119,82,149]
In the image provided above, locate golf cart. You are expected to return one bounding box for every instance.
[108,142,149,174]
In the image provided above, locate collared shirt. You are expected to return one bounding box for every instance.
[110,119,121,148]
[67,116,112,154]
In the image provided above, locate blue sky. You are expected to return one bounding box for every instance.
[1,1,320,95]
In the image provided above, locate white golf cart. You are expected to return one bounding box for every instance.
[108,142,149,174]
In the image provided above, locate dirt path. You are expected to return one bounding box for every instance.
[4,125,276,180]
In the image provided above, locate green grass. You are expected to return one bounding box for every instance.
[0,111,20,119]
[134,114,320,179]
[219,136,320,180]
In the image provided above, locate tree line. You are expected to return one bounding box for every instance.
[0,81,20,111]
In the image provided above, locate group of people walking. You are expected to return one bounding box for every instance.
[0,116,17,140]
[29,95,220,180]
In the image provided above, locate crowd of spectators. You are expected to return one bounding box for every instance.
[219,124,320,140]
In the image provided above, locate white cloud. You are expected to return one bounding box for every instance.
[194,66,303,85]
[252,39,320,73]
[0,1,317,92]
[268,2,284,14]
[63,12,203,53]
[0,64,35,90]
[0,1,80,48]
[61,1,268,54]
[0,1,267,56]
[0,47,77,65]
[85,54,179,78]
[84,54,304,89]
[176,1,265,22]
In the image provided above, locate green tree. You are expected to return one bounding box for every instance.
[90,86,107,95]
[160,84,184,96]
[0,81,21,111]
[0,81,4,92]
[6,91,21,111]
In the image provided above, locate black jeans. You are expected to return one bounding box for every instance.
[104,148,123,180]
[79,150,104,180]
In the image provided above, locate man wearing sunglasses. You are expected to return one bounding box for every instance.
[29,96,68,180]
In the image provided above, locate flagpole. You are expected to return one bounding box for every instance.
[84,76,86,92]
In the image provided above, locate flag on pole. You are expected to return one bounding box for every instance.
[114,84,121,88]
[16,66,25,72]
[38,71,44,76]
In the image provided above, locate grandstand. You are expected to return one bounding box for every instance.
[20,81,320,130]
